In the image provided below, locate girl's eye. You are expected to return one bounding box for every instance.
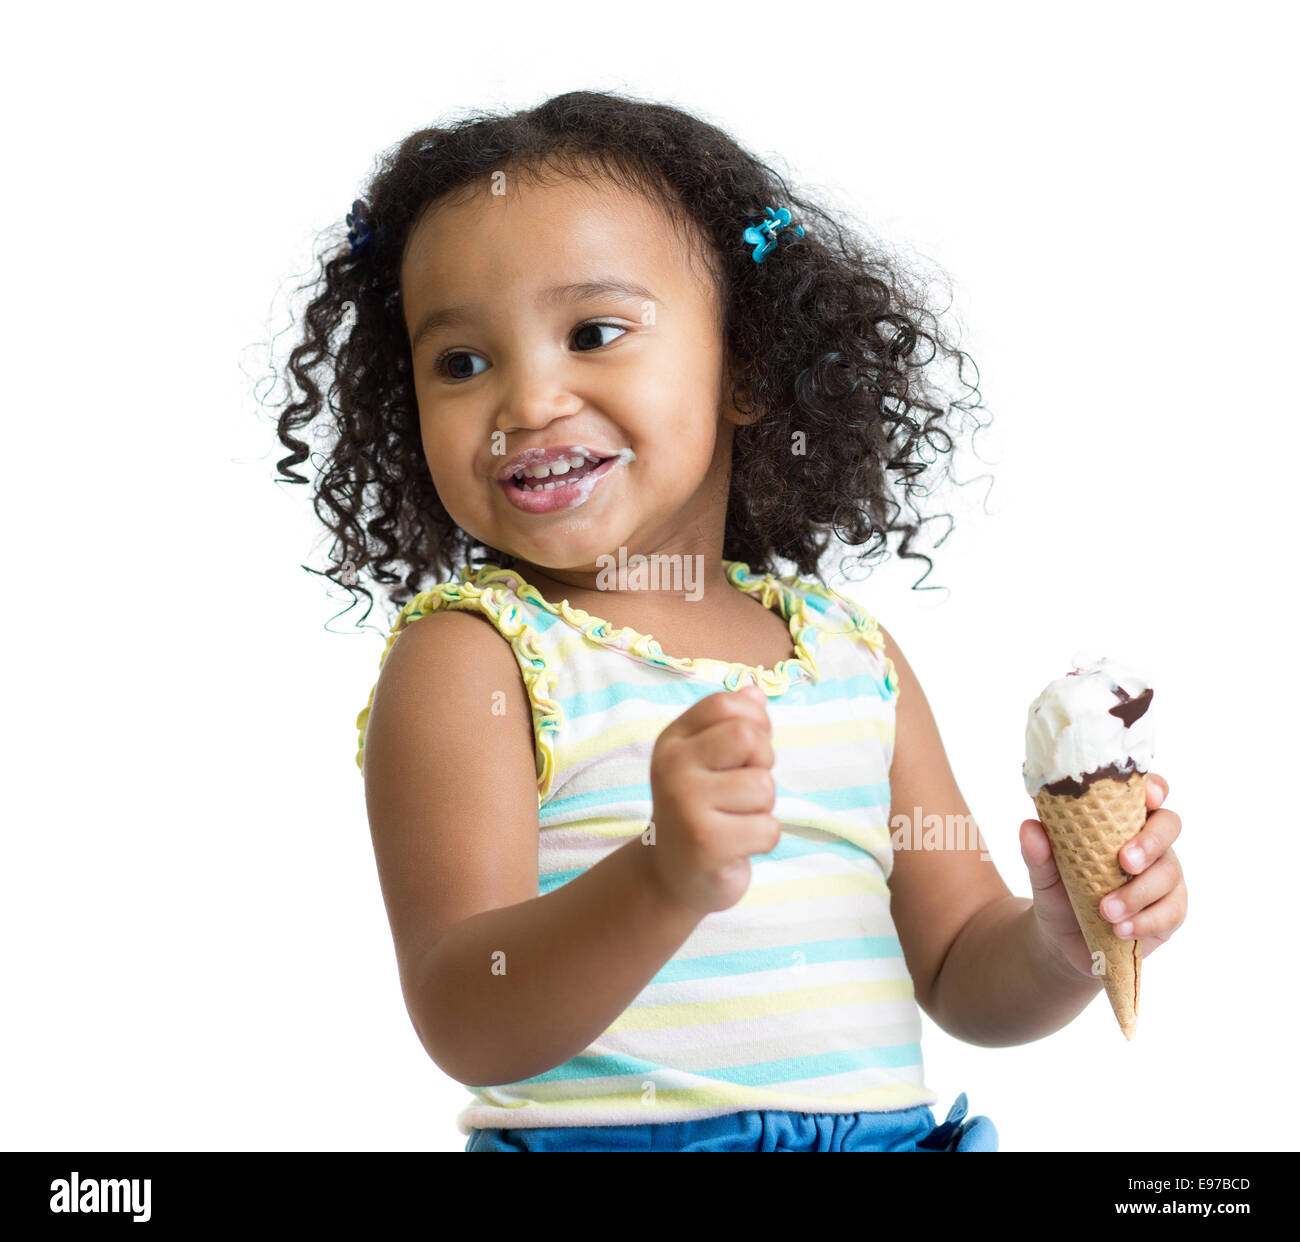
[437,351,488,381]
[432,321,627,381]
[572,322,626,351]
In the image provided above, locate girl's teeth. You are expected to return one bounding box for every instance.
[514,454,604,492]
[517,452,595,481]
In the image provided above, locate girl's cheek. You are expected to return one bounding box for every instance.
[424,459,469,514]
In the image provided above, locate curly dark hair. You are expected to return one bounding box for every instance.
[263,88,992,626]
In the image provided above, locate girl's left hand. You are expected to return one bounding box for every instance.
[1019,773,1187,980]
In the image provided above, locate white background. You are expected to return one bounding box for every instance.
[4,0,1295,1153]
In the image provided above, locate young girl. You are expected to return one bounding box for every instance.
[272,90,1187,1152]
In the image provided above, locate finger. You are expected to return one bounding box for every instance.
[688,716,775,771]
[1118,809,1182,876]
[1099,851,1183,928]
[1019,821,1083,928]
[1109,882,1187,943]
[1018,819,1059,883]
[702,765,778,814]
[1145,771,1168,810]
[671,687,771,740]
[1020,821,1099,966]
[731,811,784,855]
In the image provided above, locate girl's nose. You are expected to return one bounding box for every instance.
[494,365,585,433]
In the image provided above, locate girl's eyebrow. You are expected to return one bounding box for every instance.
[409,278,660,351]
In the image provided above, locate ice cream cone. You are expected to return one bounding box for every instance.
[1033,771,1147,1039]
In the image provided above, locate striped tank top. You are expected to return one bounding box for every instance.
[354,559,939,1135]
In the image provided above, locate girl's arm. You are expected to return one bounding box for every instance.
[879,626,1103,1046]
[363,610,704,1087]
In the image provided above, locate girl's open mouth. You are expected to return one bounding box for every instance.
[500,454,621,514]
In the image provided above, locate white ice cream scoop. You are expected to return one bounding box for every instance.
[1023,652,1154,797]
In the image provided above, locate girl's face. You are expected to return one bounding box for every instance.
[399,169,748,584]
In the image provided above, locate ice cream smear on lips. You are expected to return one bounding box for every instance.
[1023,652,1154,798]
[500,445,636,514]
[506,445,635,491]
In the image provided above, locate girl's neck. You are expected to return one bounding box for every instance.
[505,554,733,611]
[502,554,800,671]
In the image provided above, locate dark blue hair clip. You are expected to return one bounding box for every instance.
[743,205,804,263]
[346,199,376,255]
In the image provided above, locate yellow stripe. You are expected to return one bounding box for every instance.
[771,717,893,749]
[608,978,916,1033]
[735,870,891,905]
[551,713,893,774]
[552,716,667,768]
[779,817,892,855]
[538,819,650,839]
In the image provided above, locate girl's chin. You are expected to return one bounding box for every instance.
[468,510,631,569]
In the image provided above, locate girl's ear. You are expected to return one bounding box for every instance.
[721,359,761,427]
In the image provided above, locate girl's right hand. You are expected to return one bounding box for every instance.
[645,684,780,915]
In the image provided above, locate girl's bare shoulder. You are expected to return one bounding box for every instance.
[361,609,539,1020]
[371,607,527,724]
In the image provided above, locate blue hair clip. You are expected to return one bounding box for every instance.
[743,205,804,263]
[346,199,376,255]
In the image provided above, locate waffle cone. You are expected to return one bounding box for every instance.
[1033,772,1147,1039]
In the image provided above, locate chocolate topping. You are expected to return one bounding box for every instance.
[1039,760,1144,798]
[1108,686,1153,728]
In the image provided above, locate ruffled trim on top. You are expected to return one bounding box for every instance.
[802,578,901,701]
[353,559,898,803]
[354,572,564,804]
[455,559,827,696]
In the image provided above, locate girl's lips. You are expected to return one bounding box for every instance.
[499,454,623,514]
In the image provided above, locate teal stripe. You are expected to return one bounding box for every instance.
[648,937,905,983]
[506,1048,663,1085]
[792,780,892,812]
[539,779,889,821]
[554,671,892,720]
[537,828,887,894]
[543,775,889,827]
[676,1042,924,1087]
[556,680,725,717]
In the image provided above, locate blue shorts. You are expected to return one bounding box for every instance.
[466,1092,997,1152]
